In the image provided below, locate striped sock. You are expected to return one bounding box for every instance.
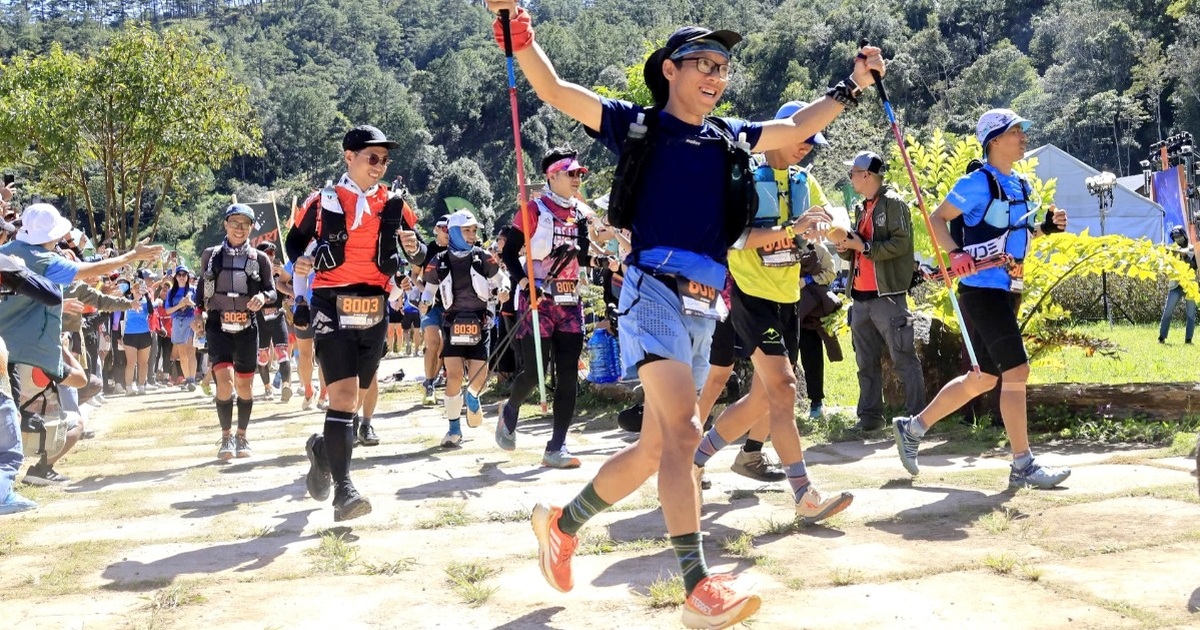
[786,460,810,501]
[907,416,928,438]
[670,532,710,595]
[693,428,729,468]
[557,482,612,536]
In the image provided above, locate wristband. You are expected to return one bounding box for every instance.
[1040,211,1063,234]
[784,225,797,241]
[825,80,859,108]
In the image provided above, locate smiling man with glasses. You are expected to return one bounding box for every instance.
[195,204,277,461]
[286,124,425,522]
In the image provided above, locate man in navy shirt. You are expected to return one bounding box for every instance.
[486,2,884,627]
[892,108,1072,490]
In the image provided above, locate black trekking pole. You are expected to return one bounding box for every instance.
[859,39,981,372]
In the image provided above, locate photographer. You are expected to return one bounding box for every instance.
[1159,225,1196,344]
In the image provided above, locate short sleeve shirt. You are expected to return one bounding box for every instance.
[945,164,1030,291]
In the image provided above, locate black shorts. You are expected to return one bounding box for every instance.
[957,285,1027,377]
[311,288,388,388]
[401,311,421,330]
[730,284,799,363]
[708,317,737,368]
[206,319,259,375]
[123,332,153,351]
[293,318,315,340]
[388,309,405,324]
[257,311,289,348]
[441,311,490,361]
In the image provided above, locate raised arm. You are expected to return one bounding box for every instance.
[486,1,604,131]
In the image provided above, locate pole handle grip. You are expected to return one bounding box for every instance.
[500,9,515,58]
[857,38,888,103]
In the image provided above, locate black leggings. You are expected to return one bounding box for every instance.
[508,331,584,452]
[797,327,825,405]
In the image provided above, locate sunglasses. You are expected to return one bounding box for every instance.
[356,151,390,166]
[565,169,585,179]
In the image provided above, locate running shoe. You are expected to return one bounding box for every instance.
[217,435,236,461]
[892,416,922,475]
[200,381,212,396]
[464,391,483,428]
[305,433,331,502]
[302,395,313,411]
[794,485,853,525]
[280,384,293,404]
[730,450,786,482]
[235,435,253,458]
[333,484,372,522]
[440,430,462,448]
[433,373,447,389]
[530,503,577,592]
[808,402,824,419]
[186,380,197,393]
[21,461,71,486]
[494,402,517,451]
[358,420,380,447]
[541,447,581,469]
[1009,461,1072,489]
[681,574,762,630]
[316,397,329,411]
[422,384,437,406]
[0,490,38,515]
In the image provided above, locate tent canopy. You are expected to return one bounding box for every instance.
[1024,144,1166,243]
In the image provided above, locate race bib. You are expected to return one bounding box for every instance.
[756,242,802,267]
[676,278,721,320]
[1008,261,1025,293]
[336,295,385,330]
[547,278,579,306]
[261,307,280,321]
[221,311,251,333]
[449,314,483,346]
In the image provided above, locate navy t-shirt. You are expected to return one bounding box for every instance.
[586,98,764,264]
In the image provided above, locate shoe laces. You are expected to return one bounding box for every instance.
[694,574,738,602]
[236,436,250,448]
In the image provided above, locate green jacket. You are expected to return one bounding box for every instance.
[838,184,914,296]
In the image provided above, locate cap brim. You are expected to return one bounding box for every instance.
[363,139,400,150]
[696,29,742,50]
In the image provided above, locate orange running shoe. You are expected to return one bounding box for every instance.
[681,574,762,630]
[530,503,578,592]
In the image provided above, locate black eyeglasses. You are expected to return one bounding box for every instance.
[677,57,731,80]
[227,220,252,229]
[356,151,390,166]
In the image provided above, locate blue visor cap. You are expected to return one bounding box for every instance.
[670,39,731,61]
[775,101,829,146]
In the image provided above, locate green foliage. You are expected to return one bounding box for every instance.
[0,24,261,247]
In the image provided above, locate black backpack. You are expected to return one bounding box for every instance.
[948,158,1030,247]
[607,107,757,248]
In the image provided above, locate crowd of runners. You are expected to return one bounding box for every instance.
[3,3,1173,628]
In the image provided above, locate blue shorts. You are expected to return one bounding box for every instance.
[170,316,195,345]
[420,303,444,329]
[616,266,715,392]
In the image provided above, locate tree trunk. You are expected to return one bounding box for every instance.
[1025,382,1200,419]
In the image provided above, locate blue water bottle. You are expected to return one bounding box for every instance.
[587,329,618,384]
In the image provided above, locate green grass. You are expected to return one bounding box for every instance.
[444,562,500,607]
[306,531,358,575]
[642,573,685,609]
[144,581,206,611]
[1028,323,1193,384]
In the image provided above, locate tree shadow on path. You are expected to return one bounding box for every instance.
[863,480,1018,541]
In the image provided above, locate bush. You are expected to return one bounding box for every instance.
[1053,274,1174,325]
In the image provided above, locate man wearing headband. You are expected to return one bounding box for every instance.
[486,2,884,625]
[496,147,607,469]
[892,108,1071,490]
[692,101,849,521]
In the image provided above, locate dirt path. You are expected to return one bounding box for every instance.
[4,356,1199,629]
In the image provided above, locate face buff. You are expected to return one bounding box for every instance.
[541,183,576,209]
[448,226,472,253]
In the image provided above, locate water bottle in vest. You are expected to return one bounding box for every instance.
[587,329,618,384]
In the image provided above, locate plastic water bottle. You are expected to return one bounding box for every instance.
[587,329,618,384]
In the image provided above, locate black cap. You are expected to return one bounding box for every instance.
[1170,225,1186,238]
[665,26,742,56]
[844,151,887,175]
[342,125,399,151]
[256,241,276,252]
[541,147,578,173]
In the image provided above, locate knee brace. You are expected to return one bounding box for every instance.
[273,344,290,363]
[257,348,270,367]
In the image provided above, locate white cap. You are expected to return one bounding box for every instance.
[976,108,1032,153]
[17,203,72,245]
[447,209,478,229]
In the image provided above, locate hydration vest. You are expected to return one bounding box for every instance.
[308,184,412,277]
[751,159,810,228]
[607,108,757,247]
[435,249,492,310]
[528,197,582,280]
[202,245,264,312]
[950,163,1034,263]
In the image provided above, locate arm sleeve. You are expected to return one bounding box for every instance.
[257,252,277,303]
[501,230,527,285]
[195,249,211,312]
[285,195,319,262]
[576,218,594,266]
[865,195,913,262]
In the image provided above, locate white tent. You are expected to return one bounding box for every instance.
[1024,144,1166,243]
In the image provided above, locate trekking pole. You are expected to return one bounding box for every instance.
[859,39,981,371]
[500,9,548,412]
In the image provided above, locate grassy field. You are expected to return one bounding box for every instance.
[816,323,1197,409]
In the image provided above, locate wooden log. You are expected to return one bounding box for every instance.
[1025,382,1200,419]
